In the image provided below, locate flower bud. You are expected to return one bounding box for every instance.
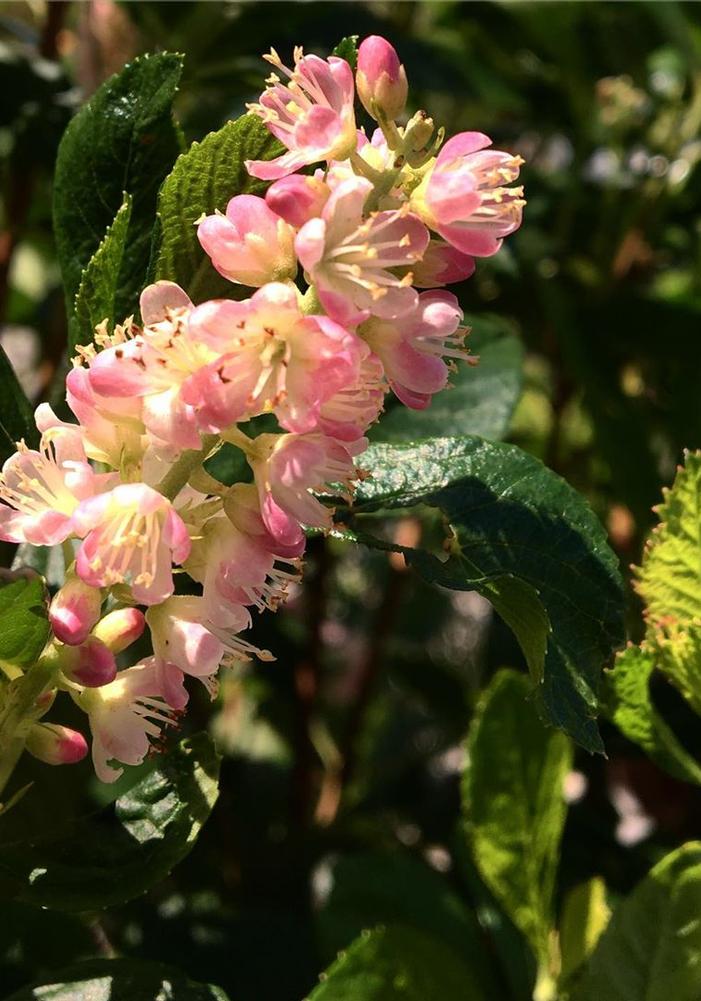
[49,576,102,646]
[197,194,297,287]
[92,607,145,653]
[266,174,329,229]
[356,36,408,121]
[59,636,117,688]
[26,722,88,765]
[412,241,476,287]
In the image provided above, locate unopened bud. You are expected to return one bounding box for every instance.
[266,174,329,229]
[26,722,88,765]
[50,576,102,646]
[356,36,408,121]
[34,688,57,719]
[59,636,117,688]
[92,607,145,653]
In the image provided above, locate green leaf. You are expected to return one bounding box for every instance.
[0,570,50,671]
[11,543,65,590]
[462,670,573,969]
[332,36,359,69]
[53,52,183,326]
[0,345,38,461]
[151,113,282,303]
[350,436,625,750]
[370,315,523,444]
[635,450,701,628]
[559,877,611,982]
[308,925,488,1001]
[605,645,701,785]
[0,733,220,911]
[575,842,701,1001]
[73,195,133,351]
[3,958,230,1001]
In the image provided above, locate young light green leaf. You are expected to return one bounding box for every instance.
[349,436,625,751]
[462,670,573,972]
[0,344,38,461]
[605,645,701,785]
[3,958,231,1001]
[559,877,611,982]
[0,734,219,910]
[53,52,183,324]
[73,195,133,351]
[308,925,488,1001]
[575,842,701,1001]
[0,570,50,671]
[151,113,282,302]
[370,316,523,444]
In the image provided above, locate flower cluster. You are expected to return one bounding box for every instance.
[0,37,524,782]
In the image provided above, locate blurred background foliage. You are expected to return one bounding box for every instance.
[2,2,701,1000]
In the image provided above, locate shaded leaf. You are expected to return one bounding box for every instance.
[575,842,701,1001]
[308,925,488,1001]
[0,345,38,462]
[73,195,133,351]
[0,571,50,671]
[463,669,572,967]
[0,734,219,911]
[151,113,282,302]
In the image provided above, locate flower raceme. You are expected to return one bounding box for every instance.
[0,35,524,783]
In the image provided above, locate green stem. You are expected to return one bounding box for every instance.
[0,653,57,801]
[156,434,219,501]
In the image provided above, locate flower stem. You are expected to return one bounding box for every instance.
[0,653,57,803]
[156,434,219,501]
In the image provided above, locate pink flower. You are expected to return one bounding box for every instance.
[265,173,330,228]
[74,659,180,782]
[50,574,103,646]
[412,240,476,287]
[411,132,525,256]
[361,291,468,409]
[197,195,297,287]
[0,429,114,546]
[58,635,117,688]
[318,343,386,441]
[63,368,146,468]
[72,483,191,605]
[92,607,146,653]
[182,282,362,434]
[356,36,408,121]
[250,432,361,548]
[26,723,88,766]
[246,48,356,180]
[295,177,430,326]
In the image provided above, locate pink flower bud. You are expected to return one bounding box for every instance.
[50,576,102,646]
[197,195,297,287]
[356,36,408,121]
[92,607,146,653]
[265,174,329,229]
[59,636,117,688]
[26,722,88,765]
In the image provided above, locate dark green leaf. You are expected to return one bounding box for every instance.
[3,958,230,1001]
[463,670,572,969]
[0,570,50,671]
[53,52,183,327]
[11,543,65,590]
[575,842,701,1001]
[72,195,133,351]
[332,36,359,69]
[0,734,220,911]
[308,925,488,1001]
[151,113,282,303]
[370,316,523,444]
[605,645,701,785]
[349,437,625,750]
[0,345,38,461]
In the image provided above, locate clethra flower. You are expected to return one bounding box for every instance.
[0,429,115,547]
[72,483,191,605]
[63,367,146,468]
[92,607,146,653]
[411,132,525,256]
[49,574,102,646]
[74,659,181,783]
[265,172,330,229]
[57,635,117,689]
[197,195,297,287]
[296,177,430,327]
[361,290,469,409]
[317,343,386,441]
[250,432,362,549]
[26,723,88,766]
[356,36,408,121]
[411,240,476,287]
[183,282,362,434]
[246,47,356,180]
